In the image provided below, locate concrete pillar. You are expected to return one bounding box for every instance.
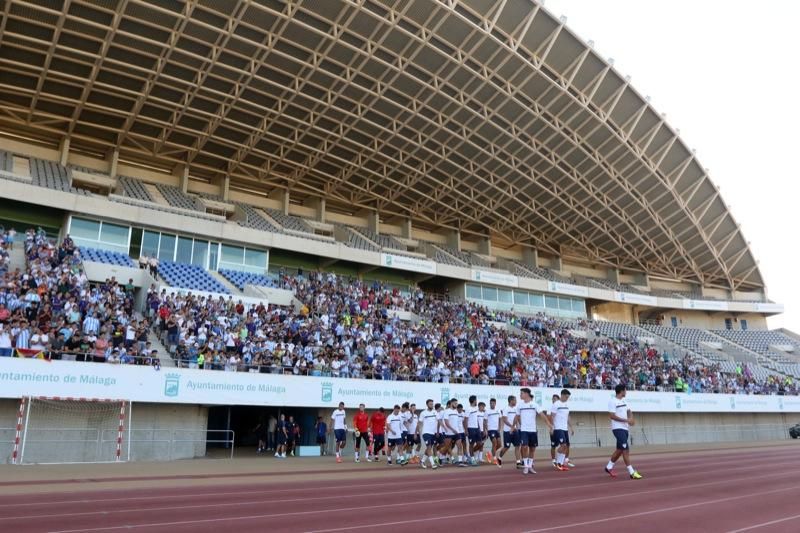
[221,175,230,201]
[367,210,379,233]
[108,148,120,178]
[305,197,326,222]
[174,164,189,193]
[58,136,70,167]
[477,235,491,256]
[269,188,290,214]
[400,218,412,239]
[444,229,460,250]
[521,246,539,268]
[607,268,621,284]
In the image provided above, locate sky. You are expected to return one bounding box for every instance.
[544,0,800,331]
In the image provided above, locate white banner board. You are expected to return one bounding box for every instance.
[756,303,785,313]
[471,270,518,288]
[1,358,798,413]
[548,282,589,298]
[380,253,436,275]
[684,300,729,311]
[614,291,658,306]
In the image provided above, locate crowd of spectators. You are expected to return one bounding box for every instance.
[0,227,159,366]
[0,228,797,396]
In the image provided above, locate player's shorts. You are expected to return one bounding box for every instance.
[372,434,385,450]
[423,433,436,446]
[404,432,417,446]
[553,429,570,446]
[550,432,557,448]
[488,430,500,440]
[613,429,630,450]
[401,431,408,444]
[468,428,482,443]
[354,432,370,449]
[334,429,347,444]
[388,437,403,447]
[435,433,445,445]
[277,433,287,445]
[444,433,456,442]
[519,431,538,448]
[503,431,520,448]
[458,432,466,444]
[316,435,327,445]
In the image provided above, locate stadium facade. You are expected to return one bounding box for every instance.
[0,1,796,462]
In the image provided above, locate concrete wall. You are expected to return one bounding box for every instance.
[306,406,796,457]
[1,399,208,464]
[660,311,768,330]
[591,302,635,324]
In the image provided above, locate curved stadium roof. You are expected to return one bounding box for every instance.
[0,0,763,291]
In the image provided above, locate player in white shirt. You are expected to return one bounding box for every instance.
[549,389,575,471]
[605,384,642,479]
[547,394,561,466]
[456,404,468,466]
[399,402,412,464]
[439,399,459,465]
[331,402,348,463]
[475,401,488,463]
[385,404,406,466]
[514,388,552,475]
[486,398,502,463]
[466,395,481,465]
[418,399,440,469]
[497,395,521,468]
[406,403,421,463]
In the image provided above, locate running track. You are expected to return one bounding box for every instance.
[2,447,799,532]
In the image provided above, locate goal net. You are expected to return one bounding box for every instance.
[16,397,130,464]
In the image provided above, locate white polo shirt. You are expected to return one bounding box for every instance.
[420,408,438,435]
[331,408,347,430]
[386,413,404,438]
[502,405,518,431]
[486,407,501,431]
[518,400,539,433]
[609,397,630,430]
[467,405,480,429]
[551,400,570,431]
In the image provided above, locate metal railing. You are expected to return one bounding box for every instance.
[7,350,798,396]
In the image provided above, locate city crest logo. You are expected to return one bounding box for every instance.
[778,397,784,410]
[534,390,542,405]
[729,397,736,410]
[385,255,393,266]
[440,387,450,404]
[675,395,682,409]
[321,382,333,402]
[164,373,180,397]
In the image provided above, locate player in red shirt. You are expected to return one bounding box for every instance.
[353,403,371,463]
[369,407,387,462]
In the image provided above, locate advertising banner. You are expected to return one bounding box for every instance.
[1,358,797,413]
[380,253,436,275]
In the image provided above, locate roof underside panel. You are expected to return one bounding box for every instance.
[0,0,764,290]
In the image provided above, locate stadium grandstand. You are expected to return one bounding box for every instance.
[0,0,797,480]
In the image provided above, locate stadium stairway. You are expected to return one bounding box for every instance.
[209,271,241,294]
[6,244,27,271]
[703,330,762,364]
[143,183,170,207]
[148,332,175,368]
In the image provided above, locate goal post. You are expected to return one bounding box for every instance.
[16,397,131,465]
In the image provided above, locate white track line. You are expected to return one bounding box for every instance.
[522,486,800,532]
[307,479,800,533]
[725,513,800,533]
[22,453,793,524]
[48,470,798,533]
[8,448,793,511]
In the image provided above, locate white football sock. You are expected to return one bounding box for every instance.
[627,465,636,475]
[606,461,615,470]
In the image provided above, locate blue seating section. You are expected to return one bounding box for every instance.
[159,261,230,294]
[219,269,276,290]
[80,247,136,267]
